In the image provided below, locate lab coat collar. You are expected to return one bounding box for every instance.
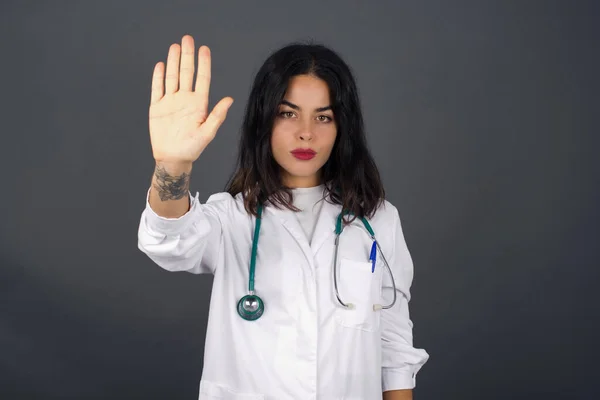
[263,192,341,263]
[310,195,342,255]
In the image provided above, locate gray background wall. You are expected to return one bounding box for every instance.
[1,1,598,399]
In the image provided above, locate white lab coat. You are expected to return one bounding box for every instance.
[137,188,429,400]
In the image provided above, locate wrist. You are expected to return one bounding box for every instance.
[154,160,193,175]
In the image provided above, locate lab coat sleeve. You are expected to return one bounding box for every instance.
[137,187,229,275]
[380,206,429,391]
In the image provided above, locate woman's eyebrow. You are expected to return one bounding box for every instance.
[281,100,332,112]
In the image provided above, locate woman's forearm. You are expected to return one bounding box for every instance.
[147,161,193,218]
[383,389,413,400]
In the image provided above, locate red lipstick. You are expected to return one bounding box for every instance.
[291,148,316,160]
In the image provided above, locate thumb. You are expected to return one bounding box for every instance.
[199,97,234,138]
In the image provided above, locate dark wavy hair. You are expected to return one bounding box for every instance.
[225,41,385,221]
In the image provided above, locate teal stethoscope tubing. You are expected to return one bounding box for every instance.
[235,203,264,321]
[237,203,398,320]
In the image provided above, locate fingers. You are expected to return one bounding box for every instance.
[179,35,195,92]
[150,62,164,105]
[200,97,234,138]
[165,43,181,94]
[152,36,210,105]
[195,45,212,113]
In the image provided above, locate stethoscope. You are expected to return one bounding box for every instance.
[237,203,398,321]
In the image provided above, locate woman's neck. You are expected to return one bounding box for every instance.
[281,172,322,189]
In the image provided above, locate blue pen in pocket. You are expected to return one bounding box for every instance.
[369,240,377,273]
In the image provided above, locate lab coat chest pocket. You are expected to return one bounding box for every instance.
[335,257,383,332]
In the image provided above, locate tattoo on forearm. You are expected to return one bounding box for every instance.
[153,165,190,201]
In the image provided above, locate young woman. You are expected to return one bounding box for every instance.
[138,35,429,400]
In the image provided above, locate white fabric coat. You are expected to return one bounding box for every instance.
[137,188,429,400]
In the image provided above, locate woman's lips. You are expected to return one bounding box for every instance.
[291,149,316,160]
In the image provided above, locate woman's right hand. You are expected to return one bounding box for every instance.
[148,35,234,166]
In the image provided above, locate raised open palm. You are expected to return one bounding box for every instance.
[149,35,233,165]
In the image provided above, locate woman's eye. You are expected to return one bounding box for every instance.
[278,112,332,122]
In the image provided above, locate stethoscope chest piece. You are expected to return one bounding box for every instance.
[237,293,264,321]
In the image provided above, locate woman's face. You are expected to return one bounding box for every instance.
[271,74,337,188]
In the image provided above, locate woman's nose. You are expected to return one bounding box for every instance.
[298,120,314,141]
[299,131,313,141]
